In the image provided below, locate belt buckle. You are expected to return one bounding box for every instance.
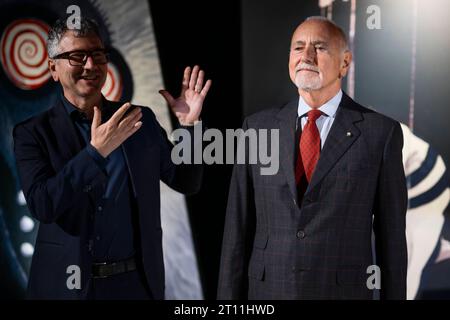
[92,259,134,279]
[93,261,109,279]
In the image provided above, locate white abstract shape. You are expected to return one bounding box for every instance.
[319,0,335,8]
[346,0,356,98]
[406,189,448,300]
[401,124,450,300]
[435,238,450,264]
[20,215,34,232]
[401,123,429,175]
[16,190,26,205]
[20,242,34,257]
[408,156,445,198]
[94,0,170,130]
[160,182,203,299]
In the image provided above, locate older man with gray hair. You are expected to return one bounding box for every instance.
[218,16,407,300]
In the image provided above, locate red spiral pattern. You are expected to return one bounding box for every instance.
[102,62,123,101]
[1,19,51,90]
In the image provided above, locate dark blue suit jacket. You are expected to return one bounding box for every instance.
[13,98,203,299]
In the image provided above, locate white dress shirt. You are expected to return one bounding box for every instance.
[297,90,342,149]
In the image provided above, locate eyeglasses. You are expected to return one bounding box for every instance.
[51,49,109,66]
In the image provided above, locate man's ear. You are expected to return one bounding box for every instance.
[48,59,59,82]
[340,50,352,78]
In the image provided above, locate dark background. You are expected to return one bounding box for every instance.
[148,0,242,300]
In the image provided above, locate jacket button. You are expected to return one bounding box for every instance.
[83,185,92,192]
[296,230,306,239]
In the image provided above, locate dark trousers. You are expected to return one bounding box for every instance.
[88,269,153,300]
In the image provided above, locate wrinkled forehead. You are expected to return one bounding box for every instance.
[291,20,341,47]
[58,30,104,52]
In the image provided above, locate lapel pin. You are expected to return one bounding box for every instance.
[346,131,352,137]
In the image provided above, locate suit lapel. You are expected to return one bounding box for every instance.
[48,99,83,161]
[103,100,139,197]
[276,99,299,200]
[305,93,363,195]
[118,103,159,198]
[122,136,139,198]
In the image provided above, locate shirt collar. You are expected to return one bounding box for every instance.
[61,93,108,123]
[61,93,82,120]
[297,89,342,118]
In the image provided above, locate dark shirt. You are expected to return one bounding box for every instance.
[61,94,138,262]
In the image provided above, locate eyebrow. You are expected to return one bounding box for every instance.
[65,47,106,53]
[292,40,328,46]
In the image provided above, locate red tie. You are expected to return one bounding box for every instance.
[298,110,322,183]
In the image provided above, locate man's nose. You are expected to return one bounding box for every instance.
[300,45,316,65]
[83,56,95,69]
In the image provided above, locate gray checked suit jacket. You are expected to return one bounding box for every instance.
[217,92,407,300]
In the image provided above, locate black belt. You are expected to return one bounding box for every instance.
[92,257,137,279]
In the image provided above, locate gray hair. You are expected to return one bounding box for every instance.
[47,18,103,58]
[305,16,349,51]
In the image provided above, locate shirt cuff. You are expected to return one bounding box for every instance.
[179,119,202,127]
[86,144,108,169]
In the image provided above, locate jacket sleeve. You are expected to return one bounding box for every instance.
[373,121,408,300]
[154,112,204,195]
[13,123,107,224]
[217,118,256,299]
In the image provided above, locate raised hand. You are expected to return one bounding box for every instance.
[90,102,142,158]
[159,65,211,126]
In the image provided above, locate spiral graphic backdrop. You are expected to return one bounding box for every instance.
[102,63,122,102]
[0,19,51,90]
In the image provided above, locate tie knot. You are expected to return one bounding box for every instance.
[307,109,322,122]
